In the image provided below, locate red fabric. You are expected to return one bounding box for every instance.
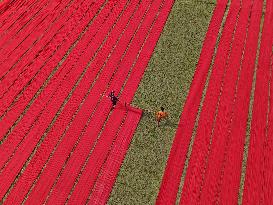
[0,0,174,202]
[0,0,41,34]
[219,0,263,202]
[180,0,241,203]
[0,0,72,112]
[0,0,98,123]
[0,1,30,29]
[0,0,111,199]
[199,0,253,203]
[0,0,13,13]
[3,0,130,203]
[0,0,107,165]
[87,107,142,205]
[0,0,83,79]
[0,0,49,45]
[0,0,103,138]
[156,0,229,204]
[0,0,52,50]
[157,0,273,204]
[64,106,127,205]
[264,54,273,203]
[0,0,72,87]
[243,0,273,203]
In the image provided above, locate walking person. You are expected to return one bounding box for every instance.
[108,90,119,108]
[155,107,168,127]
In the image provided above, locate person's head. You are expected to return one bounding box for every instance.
[160,107,164,111]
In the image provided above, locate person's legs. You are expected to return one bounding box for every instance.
[157,119,161,127]
[112,101,116,108]
[112,97,118,107]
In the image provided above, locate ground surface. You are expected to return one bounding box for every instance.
[1,0,272,204]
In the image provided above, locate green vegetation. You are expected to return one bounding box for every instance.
[109,0,215,204]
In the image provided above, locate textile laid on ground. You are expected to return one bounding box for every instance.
[157,0,273,204]
[0,0,174,204]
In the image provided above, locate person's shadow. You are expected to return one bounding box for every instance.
[164,119,178,128]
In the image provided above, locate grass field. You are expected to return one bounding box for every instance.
[108,0,216,204]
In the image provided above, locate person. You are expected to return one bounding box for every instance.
[155,107,168,127]
[108,90,119,108]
